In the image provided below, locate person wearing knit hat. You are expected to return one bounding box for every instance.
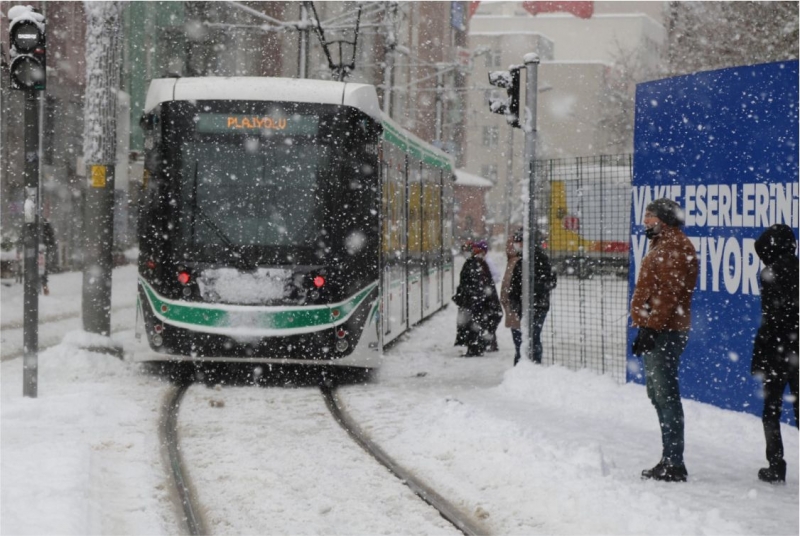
[644,198,684,236]
[630,197,699,482]
[453,239,502,357]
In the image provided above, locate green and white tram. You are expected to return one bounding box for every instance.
[134,76,454,369]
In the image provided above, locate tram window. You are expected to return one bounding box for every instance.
[180,138,328,250]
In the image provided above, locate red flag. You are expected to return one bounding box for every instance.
[469,1,481,19]
[522,1,594,19]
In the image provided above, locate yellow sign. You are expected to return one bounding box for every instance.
[90,165,107,188]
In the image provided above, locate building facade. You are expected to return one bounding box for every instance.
[464,1,666,236]
[2,2,476,271]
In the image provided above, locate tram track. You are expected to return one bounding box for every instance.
[320,384,488,536]
[162,376,487,536]
[0,313,134,361]
[161,381,208,536]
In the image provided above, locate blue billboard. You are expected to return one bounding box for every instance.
[629,61,799,423]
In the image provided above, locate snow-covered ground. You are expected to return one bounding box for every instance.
[1,259,798,535]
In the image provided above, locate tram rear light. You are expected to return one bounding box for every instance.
[336,328,346,339]
[313,275,325,288]
[146,259,156,270]
[177,271,191,285]
[154,324,163,333]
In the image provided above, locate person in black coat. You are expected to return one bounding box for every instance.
[752,223,799,483]
[454,239,474,347]
[508,237,556,364]
[454,240,502,357]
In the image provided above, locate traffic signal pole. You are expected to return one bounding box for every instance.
[522,54,541,364]
[22,90,41,398]
[9,4,47,397]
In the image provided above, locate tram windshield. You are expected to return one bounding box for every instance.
[173,103,340,263]
[181,137,327,248]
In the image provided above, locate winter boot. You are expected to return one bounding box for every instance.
[642,460,687,482]
[758,460,786,484]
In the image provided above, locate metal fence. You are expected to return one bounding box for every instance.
[535,154,632,383]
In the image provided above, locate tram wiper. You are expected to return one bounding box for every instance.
[192,162,251,268]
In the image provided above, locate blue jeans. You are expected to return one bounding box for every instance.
[512,306,549,365]
[531,306,548,364]
[512,329,522,365]
[642,331,689,466]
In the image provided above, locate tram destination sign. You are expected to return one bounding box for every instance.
[196,113,319,136]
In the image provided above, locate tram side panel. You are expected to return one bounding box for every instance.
[406,158,424,327]
[381,140,408,345]
[421,163,439,318]
[443,173,455,304]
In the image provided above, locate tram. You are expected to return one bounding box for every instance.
[133,77,455,369]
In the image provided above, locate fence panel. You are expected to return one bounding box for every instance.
[535,154,632,383]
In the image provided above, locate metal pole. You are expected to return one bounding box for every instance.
[82,2,122,344]
[381,2,396,115]
[434,65,444,147]
[23,90,41,398]
[522,53,540,364]
[503,127,515,239]
[298,4,309,78]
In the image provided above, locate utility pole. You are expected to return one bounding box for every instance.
[81,2,123,353]
[522,53,541,364]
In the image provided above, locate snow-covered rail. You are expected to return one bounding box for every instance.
[161,381,208,536]
[321,385,488,536]
[160,372,486,535]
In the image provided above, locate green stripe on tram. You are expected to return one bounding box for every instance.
[382,121,452,171]
[140,278,376,330]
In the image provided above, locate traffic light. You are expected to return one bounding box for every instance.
[9,6,46,91]
[488,67,521,128]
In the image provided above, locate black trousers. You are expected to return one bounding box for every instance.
[762,363,799,465]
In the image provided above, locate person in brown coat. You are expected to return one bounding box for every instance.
[630,198,699,482]
[501,231,523,363]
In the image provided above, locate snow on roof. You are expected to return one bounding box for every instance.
[455,169,494,188]
[144,77,382,122]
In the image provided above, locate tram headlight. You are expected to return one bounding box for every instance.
[335,339,349,352]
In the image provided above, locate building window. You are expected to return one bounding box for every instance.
[482,126,499,147]
[484,50,502,68]
[481,164,498,183]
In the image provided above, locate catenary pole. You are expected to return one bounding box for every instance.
[434,64,444,147]
[22,90,41,397]
[298,3,309,78]
[81,2,123,346]
[522,53,540,363]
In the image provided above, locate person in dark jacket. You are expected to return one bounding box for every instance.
[506,231,556,365]
[454,240,502,357]
[630,198,698,483]
[752,223,799,484]
[454,239,475,347]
